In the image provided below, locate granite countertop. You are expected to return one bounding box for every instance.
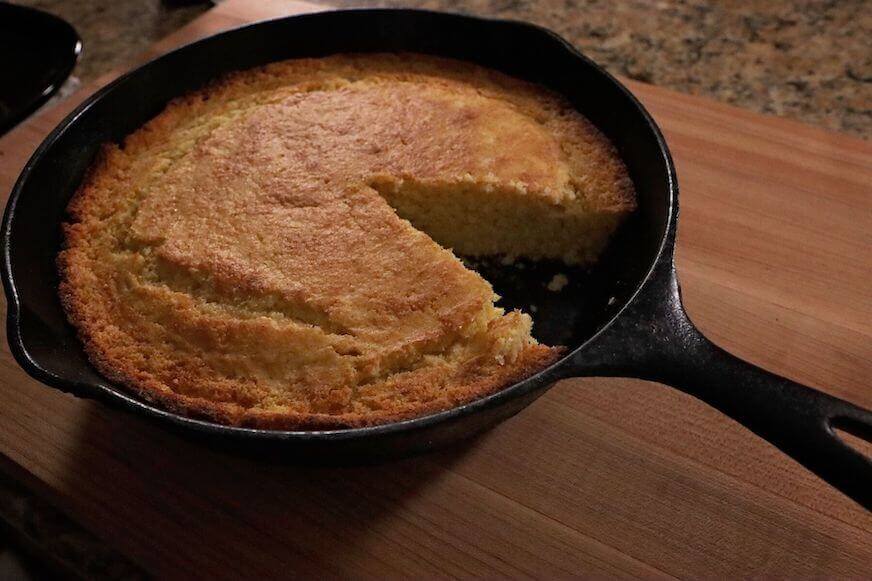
[316,0,871,137]
[1,0,869,578]
[16,0,872,137]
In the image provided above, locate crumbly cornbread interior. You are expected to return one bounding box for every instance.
[59,54,635,429]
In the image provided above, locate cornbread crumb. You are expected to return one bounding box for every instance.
[58,53,635,429]
[547,274,570,292]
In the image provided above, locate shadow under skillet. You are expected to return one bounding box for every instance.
[57,400,481,577]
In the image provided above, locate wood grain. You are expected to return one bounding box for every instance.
[0,0,869,577]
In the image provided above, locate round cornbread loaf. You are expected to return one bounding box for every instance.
[59,54,635,428]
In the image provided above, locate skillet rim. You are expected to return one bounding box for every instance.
[0,8,677,442]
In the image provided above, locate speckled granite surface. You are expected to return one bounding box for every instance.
[0,0,869,577]
[15,0,872,137]
[312,0,871,137]
[17,0,210,85]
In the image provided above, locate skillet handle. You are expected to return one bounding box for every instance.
[568,262,872,509]
[644,318,872,510]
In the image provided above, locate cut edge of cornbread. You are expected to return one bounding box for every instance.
[371,175,633,266]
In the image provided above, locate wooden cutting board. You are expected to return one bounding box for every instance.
[0,0,869,577]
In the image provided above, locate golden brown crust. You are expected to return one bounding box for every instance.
[58,53,631,429]
[56,308,564,429]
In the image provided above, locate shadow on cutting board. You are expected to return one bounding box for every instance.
[50,376,872,578]
[56,402,483,577]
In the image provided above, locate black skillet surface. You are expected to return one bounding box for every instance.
[0,2,81,136]
[1,9,870,508]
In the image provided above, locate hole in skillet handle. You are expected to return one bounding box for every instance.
[832,417,872,461]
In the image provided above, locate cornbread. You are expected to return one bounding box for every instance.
[59,54,635,429]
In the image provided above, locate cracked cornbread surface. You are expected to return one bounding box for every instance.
[59,54,635,428]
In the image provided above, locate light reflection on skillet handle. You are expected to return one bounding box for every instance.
[562,258,872,510]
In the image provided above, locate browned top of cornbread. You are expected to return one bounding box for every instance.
[58,54,634,429]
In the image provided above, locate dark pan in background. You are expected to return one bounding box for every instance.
[0,2,81,136]
[1,10,869,508]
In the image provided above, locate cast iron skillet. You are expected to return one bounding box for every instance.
[2,9,870,508]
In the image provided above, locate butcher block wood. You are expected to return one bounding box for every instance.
[0,0,869,577]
